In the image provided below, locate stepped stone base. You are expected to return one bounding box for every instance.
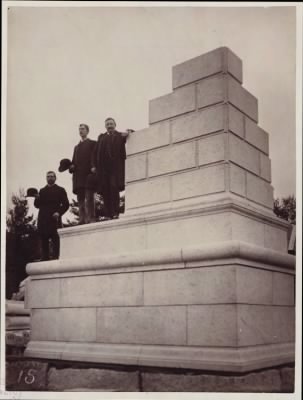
[25,240,295,373]
[58,194,290,260]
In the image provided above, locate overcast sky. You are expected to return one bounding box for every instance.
[5,5,297,219]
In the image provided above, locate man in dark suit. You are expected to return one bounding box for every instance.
[69,124,96,224]
[34,171,69,260]
[92,118,131,220]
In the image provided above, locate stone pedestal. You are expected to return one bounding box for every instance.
[24,47,295,377]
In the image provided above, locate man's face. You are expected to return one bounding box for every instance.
[46,172,56,185]
[79,125,88,139]
[105,119,116,133]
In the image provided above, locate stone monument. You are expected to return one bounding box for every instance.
[25,47,295,377]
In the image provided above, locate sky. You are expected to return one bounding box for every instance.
[5,5,297,220]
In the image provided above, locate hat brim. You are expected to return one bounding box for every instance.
[26,188,38,197]
[58,165,70,172]
[58,159,72,173]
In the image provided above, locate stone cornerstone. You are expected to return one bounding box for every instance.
[25,47,295,376]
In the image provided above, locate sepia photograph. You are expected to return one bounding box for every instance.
[1,1,302,398]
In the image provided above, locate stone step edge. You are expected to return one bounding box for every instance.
[26,240,295,277]
[59,193,289,237]
[25,341,295,373]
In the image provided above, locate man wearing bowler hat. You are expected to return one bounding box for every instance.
[34,171,69,261]
[69,124,96,224]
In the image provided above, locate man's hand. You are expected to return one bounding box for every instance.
[121,129,134,138]
[53,212,60,220]
[91,167,97,174]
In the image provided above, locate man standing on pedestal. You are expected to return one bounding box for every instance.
[92,118,131,220]
[69,124,97,224]
[34,171,69,261]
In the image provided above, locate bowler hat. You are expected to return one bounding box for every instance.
[58,158,72,172]
[26,187,38,197]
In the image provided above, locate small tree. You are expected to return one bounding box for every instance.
[6,189,36,235]
[6,189,40,299]
[273,195,296,224]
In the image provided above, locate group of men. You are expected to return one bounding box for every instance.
[33,118,131,261]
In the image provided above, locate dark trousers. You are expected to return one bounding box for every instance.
[77,188,95,224]
[102,175,120,218]
[40,232,60,261]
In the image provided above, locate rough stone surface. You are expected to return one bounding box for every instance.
[142,369,282,392]
[47,367,139,391]
[6,360,294,392]
[6,360,48,391]
[280,367,295,392]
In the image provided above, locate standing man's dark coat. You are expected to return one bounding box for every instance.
[93,131,126,195]
[34,182,69,261]
[34,184,69,235]
[71,138,96,195]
